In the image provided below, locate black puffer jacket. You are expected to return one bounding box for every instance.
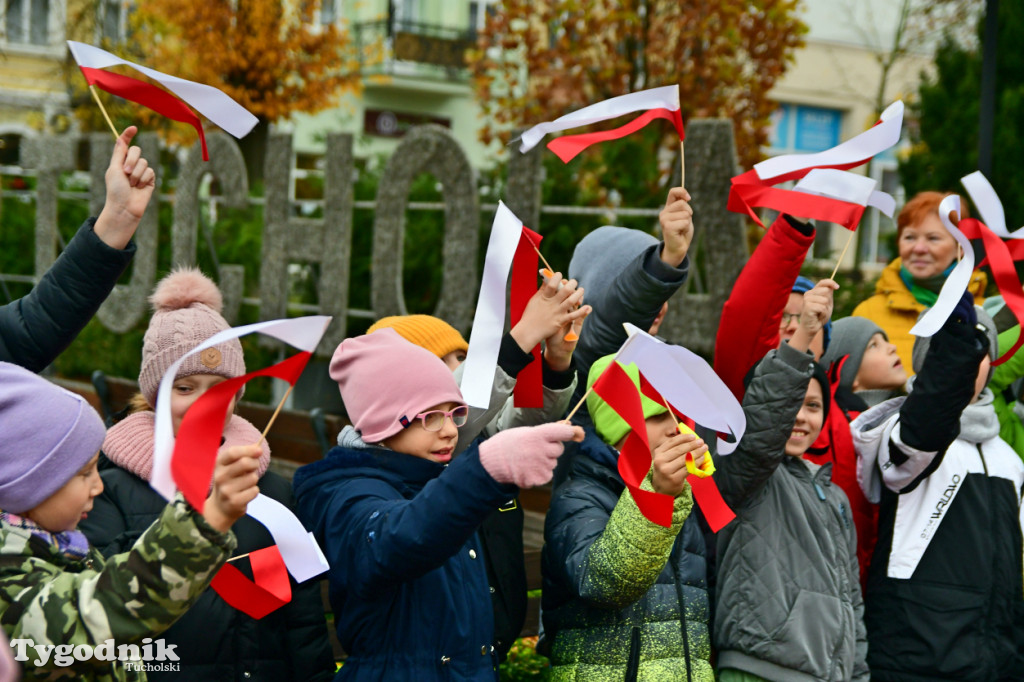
[0,218,134,372]
[81,457,334,681]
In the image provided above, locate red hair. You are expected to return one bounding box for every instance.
[897,191,970,237]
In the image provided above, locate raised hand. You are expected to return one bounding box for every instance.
[659,186,694,266]
[790,279,838,354]
[510,270,590,353]
[94,126,157,249]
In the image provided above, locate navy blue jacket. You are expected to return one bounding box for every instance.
[293,443,517,682]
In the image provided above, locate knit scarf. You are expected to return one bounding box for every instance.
[899,262,956,307]
[103,411,272,482]
[0,511,91,561]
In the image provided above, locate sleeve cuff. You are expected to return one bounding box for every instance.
[542,356,576,389]
[783,214,815,236]
[777,338,817,371]
[498,332,536,378]
[83,217,138,259]
[643,245,689,283]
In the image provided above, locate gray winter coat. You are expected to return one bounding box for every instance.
[714,342,869,682]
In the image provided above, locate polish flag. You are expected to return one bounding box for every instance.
[67,41,258,160]
[728,101,904,230]
[461,202,545,409]
[923,172,1024,365]
[152,315,332,619]
[518,85,684,163]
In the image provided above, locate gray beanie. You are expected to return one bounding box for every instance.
[912,306,998,374]
[820,317,887,389]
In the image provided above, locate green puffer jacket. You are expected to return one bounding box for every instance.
[0,495,236,682]
[541,430,713,681]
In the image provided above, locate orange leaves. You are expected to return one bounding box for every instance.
[469,0,806,168]
[129,0,362,127]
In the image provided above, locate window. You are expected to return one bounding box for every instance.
[768,103,843,155]
[4,0,50,46]
[321,0,337,25]
[99,0,129,43]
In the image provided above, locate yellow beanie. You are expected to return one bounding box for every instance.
[586,354,667,447]
[367,315,468,359]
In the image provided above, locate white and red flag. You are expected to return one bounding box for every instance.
[728,101,904,230]
[461,202,545,409]
[915,173,1024,364]
[152,315,332,618]
[518,85,684,163]
[66,41,258,161]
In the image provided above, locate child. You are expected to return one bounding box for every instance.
[0,126,155,372]
[293,329,582,680]
[818,316,908,586]
[366,271,587,662]
[851,297,1024,681]
[714,280,868,681]
[0,361,260,682]
[540,354,713,681]
[79,268,334,681]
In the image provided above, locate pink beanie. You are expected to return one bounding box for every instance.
[330,328,465,443]
[138,268,245,406]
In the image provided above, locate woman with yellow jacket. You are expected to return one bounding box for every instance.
[852,191,987,375]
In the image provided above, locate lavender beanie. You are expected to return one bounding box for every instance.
[138,268,245,406]
[0,362,106,513]
[329,328,465,443]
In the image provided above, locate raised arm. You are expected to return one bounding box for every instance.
[714,214,815,400]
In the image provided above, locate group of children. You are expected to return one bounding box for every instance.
[1,130,1022,682]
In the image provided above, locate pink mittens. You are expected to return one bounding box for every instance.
[479,422,578,488]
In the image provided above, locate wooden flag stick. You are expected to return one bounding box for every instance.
[533,244,555,276]
[258,383,295,445]
[661,395,682,431]
[829,230,857,280]
[89,85,119,139]
[563,386,593,422]
[226,552,250,563]
[679,139,685,188]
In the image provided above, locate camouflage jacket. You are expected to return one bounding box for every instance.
[0,495,236,682]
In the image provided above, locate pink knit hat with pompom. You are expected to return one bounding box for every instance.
[138,268,245,406]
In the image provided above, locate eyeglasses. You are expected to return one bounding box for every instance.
[406,405,470,432]
[779,312,800,327]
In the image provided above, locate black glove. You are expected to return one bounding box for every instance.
[950,290,977,328]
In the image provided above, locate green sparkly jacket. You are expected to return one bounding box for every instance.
[541,430,713,681]
[0,495,236,682]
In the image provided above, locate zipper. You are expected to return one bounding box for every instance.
[671,558,693,682]
[625,626,641,682]
[976,444,989,475]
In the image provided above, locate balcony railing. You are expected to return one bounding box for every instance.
[354,19,475,80]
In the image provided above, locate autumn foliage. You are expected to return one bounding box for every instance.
[469,0,807,168]
[127,0,363,124]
